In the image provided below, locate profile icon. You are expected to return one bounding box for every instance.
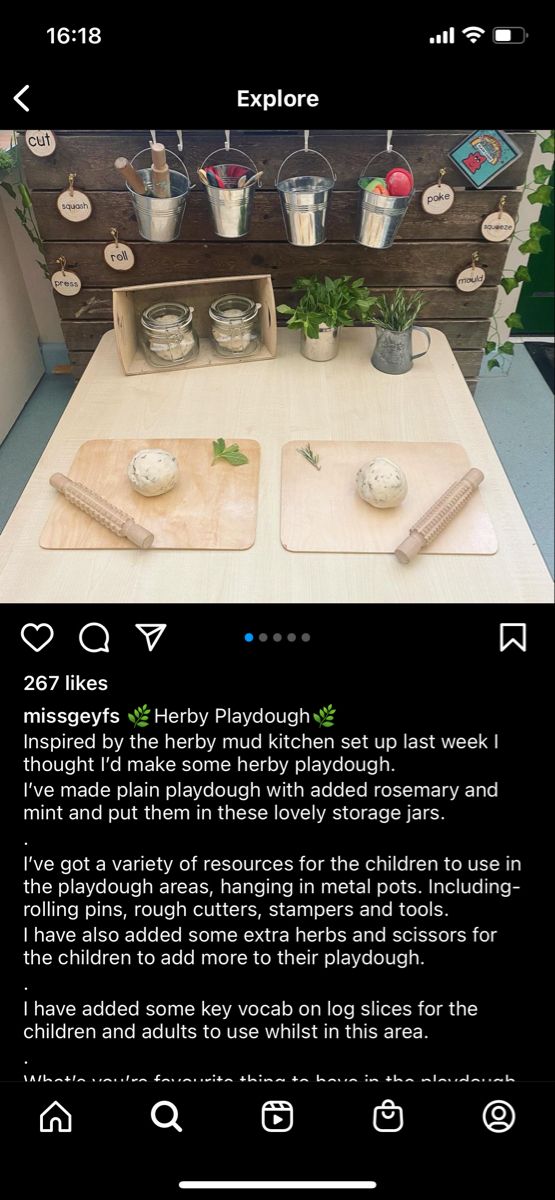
[482,1100,516,1133]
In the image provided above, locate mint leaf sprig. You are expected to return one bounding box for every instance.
[212,438,249,467]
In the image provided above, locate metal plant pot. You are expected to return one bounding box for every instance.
[301,325,340,361]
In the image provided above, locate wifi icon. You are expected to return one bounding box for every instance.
[462,25,485,42]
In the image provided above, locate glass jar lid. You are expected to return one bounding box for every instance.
[141,301,193,331]
[209,294,259,323]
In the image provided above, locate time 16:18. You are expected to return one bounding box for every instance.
[47,28,102,43]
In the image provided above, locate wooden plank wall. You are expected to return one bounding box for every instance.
[22,131,533,387]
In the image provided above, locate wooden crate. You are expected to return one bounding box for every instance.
[113,274,276,375]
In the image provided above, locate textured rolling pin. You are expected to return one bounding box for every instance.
[395,468,484,563]
[50,474,154,549]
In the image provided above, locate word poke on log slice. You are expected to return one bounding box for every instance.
[49,474,154,549]
[395,469,484,563]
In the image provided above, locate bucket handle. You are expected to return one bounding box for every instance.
[359,147,413,186]
[276,146,336,186]
[200,145,261,187]
[130,147,193,187]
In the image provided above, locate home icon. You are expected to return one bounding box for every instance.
[40,1101,72,1133]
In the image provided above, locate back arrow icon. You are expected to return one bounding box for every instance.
[14,85,30,112]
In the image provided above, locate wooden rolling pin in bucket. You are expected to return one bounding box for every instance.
[118,145,191,242]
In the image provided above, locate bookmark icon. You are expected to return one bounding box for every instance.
[135,623,167,652]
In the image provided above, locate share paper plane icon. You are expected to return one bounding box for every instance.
[135,623,167,651]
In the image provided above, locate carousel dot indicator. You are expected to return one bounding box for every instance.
[259,633,268,642]
[287,633,297,642]
[244,632,254,643]
[273,633,283,642]
[301,633,311,642]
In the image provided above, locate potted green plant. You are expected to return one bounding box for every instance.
[0,132,20,180]
[277,275,376,361]
[370,289,431,375]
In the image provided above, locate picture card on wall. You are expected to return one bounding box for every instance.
[448,130,522,189]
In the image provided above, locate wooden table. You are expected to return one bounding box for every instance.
[0,328,552,604]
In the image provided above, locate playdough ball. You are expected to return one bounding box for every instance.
[356,457,408,508]
[385,167,413,196]
[128,448,178,497]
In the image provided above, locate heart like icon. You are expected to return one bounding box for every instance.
[20,623,55,653]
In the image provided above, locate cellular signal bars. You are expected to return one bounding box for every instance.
[429,28,455,43]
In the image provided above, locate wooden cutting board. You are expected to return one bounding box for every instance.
[41,439,260,550]
[281,441,497,555]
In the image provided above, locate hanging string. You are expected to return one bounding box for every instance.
[176,130,183,151]
[304,129,310,153]
[386,129,393,153]
[224,129,230,152]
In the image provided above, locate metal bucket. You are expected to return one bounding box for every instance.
[199,146,260,239]
[355,149,413,250]
[276,149,336,246]
[127,149,190,243]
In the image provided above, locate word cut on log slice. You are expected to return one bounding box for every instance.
[25,130,57,156]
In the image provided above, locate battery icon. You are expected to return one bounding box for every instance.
[493,27,527,43]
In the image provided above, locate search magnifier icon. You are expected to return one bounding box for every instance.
[151,1101,183,1132]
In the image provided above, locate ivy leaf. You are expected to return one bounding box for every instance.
[485,341,497,354]
[514,265,531,283]
[487,358,501,372]
[128,713,137,725]
[528,185,553,206]
[321,720,334,727]
[539,135,555,154]
[519,238,542,255]
[136,720,149,727]
[313,713,322,725]
[529,222,551,240]
[533,164,552,184]
[498,342,515,355]
[501,276,519,294]
[505,313,524,330]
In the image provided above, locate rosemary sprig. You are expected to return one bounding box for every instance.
[297,443,321,471]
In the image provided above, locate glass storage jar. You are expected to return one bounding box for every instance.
[209,294,262,357]
[140,301,199,368]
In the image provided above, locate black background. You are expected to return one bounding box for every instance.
[1,16,553,1194]
[2,604,552,1195]
[1,16,549,127]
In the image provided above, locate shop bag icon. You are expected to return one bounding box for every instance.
[372,1099,404,1133]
